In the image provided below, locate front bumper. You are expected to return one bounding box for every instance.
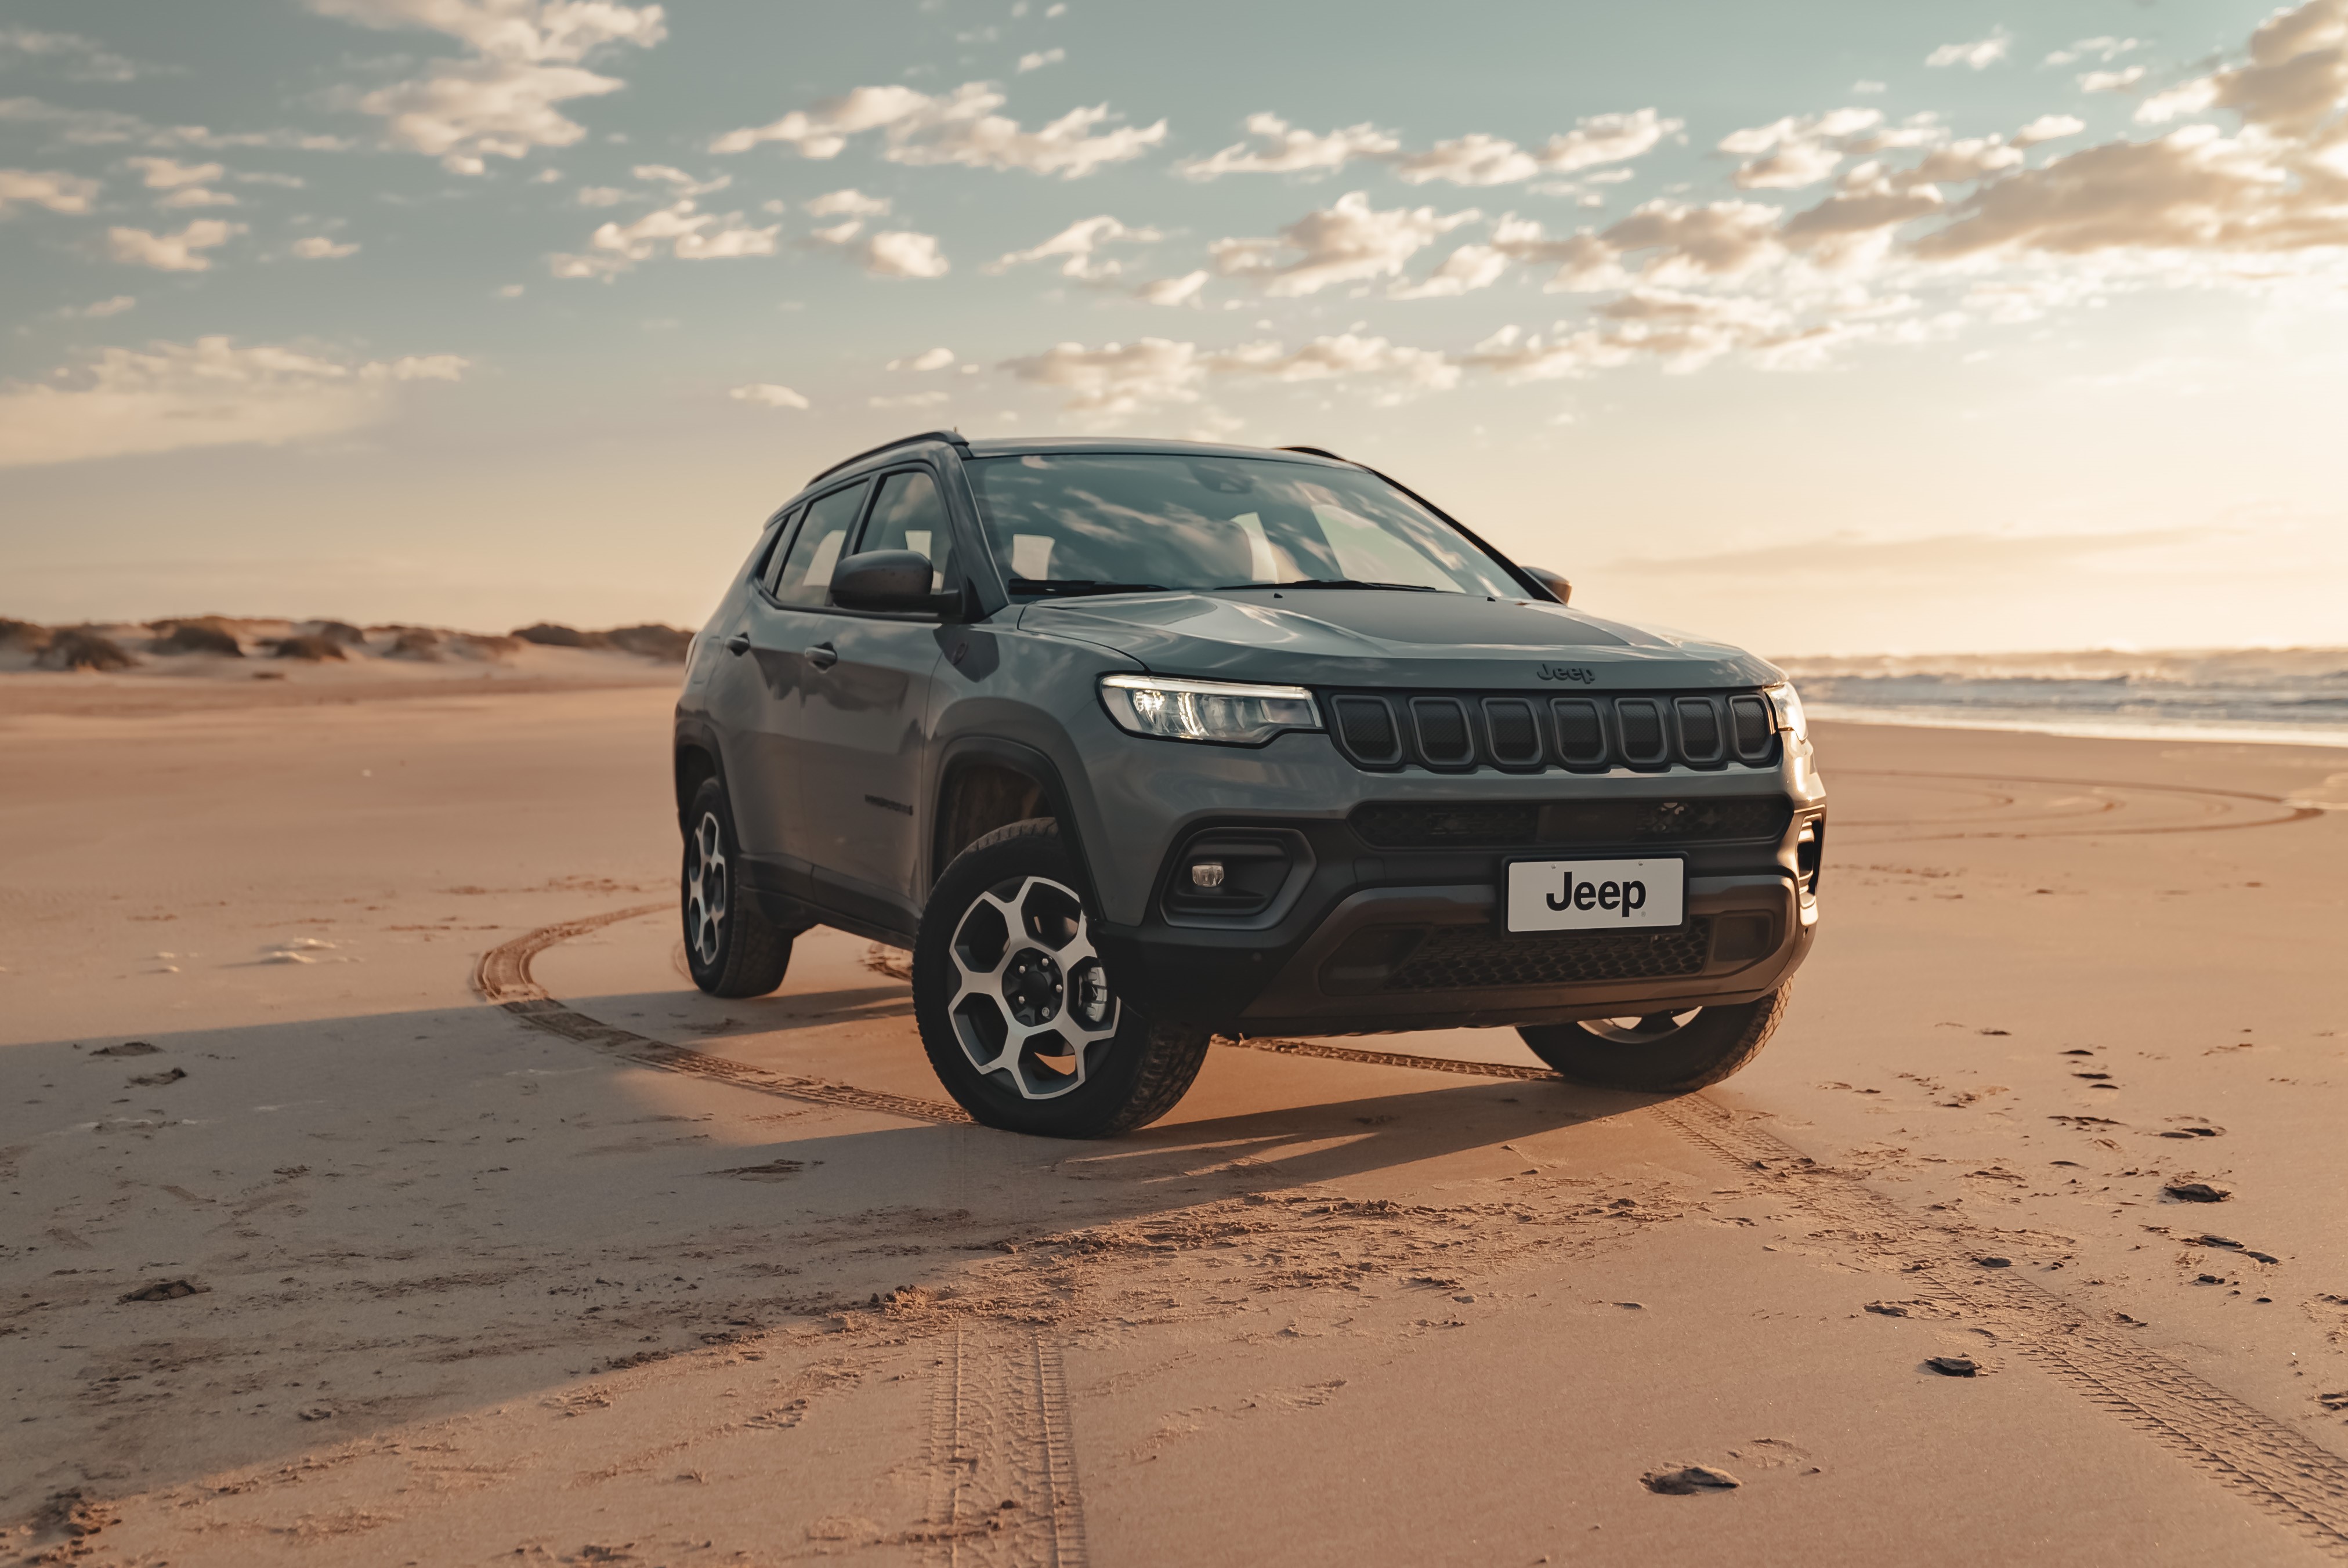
[1094,818,1821,1037]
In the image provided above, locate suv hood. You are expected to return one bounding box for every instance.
[1017,588,1781,690]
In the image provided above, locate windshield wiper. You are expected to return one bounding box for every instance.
[1215,578,1438,593]
[1007,577,1170,597]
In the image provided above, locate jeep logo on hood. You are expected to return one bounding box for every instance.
[1536,664,1597,684]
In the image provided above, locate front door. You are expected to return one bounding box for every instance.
[795,466,955,912]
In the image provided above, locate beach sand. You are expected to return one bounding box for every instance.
[2,674,2344,1566]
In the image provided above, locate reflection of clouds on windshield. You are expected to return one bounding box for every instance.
[970,455,1517,593]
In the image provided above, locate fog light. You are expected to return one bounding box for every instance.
[1190,861,1226,889]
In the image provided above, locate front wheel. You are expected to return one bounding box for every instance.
[913,819,1209,1138]
[1517,985,1790,1092]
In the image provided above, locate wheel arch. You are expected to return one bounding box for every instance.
[931,737,1098,902]
[673,719,727,834]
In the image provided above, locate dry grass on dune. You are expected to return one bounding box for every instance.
[37,627,138,671]
[147,619,244,657]
[514,622,692,662]
[269,634,348,662]
[1,614,690,677]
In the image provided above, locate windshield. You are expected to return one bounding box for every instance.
[964,453,1522,597]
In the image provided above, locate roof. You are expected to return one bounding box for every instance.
[803,431,1356,491]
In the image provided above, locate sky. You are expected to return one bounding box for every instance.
[3,0,2347,656]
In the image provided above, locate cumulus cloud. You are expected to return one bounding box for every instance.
[2079,66,2148,94]
[804,187,889,217]
[2045,37,2142,67]
[549,197,777,277]
[1134,269,1207,306]
[711,80,1164,178]
[1001,337,1204,412]
[1179,107,1678,185]
[1016,48,1064,72]
[0,167,99,215]
[305,0,668,173]
[729,382,809,410]
[0,96,350,153]
[1387,242,1509,298]
[1212,333,1460,397]
[1212,191,1479,296]
[106,219,242,271]
[1927,30,2013,70]
[1717,107,1886,189]
[988,213,1160,278]
[2011,114,2087,146]
[291,234,360,259]
[0,26,150,83]
[0,335,467,469]
[887,346,956,371]
[860,229,950,277]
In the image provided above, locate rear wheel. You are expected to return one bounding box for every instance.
[682,776,794,998]
[913,819,1209,1138]
[1517,984,1790,1092]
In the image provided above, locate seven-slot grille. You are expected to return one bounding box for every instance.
[1327,690,1776,773]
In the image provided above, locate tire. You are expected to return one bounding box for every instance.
[1517,984,1791,1092]
[682,776,794,999]
[913,819,1210,1138]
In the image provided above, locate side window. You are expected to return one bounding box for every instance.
[772,481,869,607]
[754,507,801,594]
[859,469,955,588]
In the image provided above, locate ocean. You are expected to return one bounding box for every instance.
[1772,647,2348,749]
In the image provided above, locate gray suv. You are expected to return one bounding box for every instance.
[675,434,1823,1136]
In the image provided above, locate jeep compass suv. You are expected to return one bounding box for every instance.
[675,433,1824,1136]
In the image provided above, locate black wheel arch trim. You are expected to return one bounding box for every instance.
[931,735,1101,907]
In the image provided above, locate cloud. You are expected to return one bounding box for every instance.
[989,213,1160,278]
[0,96,350,153]
[2045,37,2142,67]
[887,346,956,371]
[0,27,150,84]
[1927,30,2013,70]
[1717,107,1884,189]
[549,197,777,277]
[1002,338,1204,412]
[729,383,809,410]
[0,167,99,215]
[1176,113,1400,179]
[2079,66,2148,94]
[106,219,243,271]
[305,0,668,173]
[870,389,950,408]
[862,229,950,277]
[711,80,1164,178]
[1210,333,1460,396]
[0,335,468,469]
[576,184,629,205]
[1016,48,1064,72]
[1178,107,1678,185]
[126,156,240,208]
[1133,269,1207,306]
[804,187,889,216]
[1211,191,1479,296]
[1608,527,2206,578]
[1387,242,1509,298]
[2011,114,2086,146]
[632,163,729,196]
[291,234,360,259]
[64,295,136,318]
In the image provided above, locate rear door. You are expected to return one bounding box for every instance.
[794,465,956,913]
[734,479,871,866]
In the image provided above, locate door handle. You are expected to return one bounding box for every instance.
[724,633,751,656]
[805,642,838,670]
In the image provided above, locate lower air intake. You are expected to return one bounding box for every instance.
[1385,919,1714,990]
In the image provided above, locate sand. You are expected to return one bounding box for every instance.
[2,675,2345,1566]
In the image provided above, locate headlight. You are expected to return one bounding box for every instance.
[1764,682,1808,744]
[1099,673,1322,745]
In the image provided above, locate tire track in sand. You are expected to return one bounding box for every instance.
[1834,768,2325,840]
[1225,1034,2348,1559]
[918,1328,1089,1567]
[472,904,968,1124]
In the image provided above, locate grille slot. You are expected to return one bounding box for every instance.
[1729,694,1774,761]
[1550,698,1607,767]
[1676,697,1724,765]
[1409,697,1474,766]
[1482,698,1543,768]
[1382,920,1713,990]
[1352,796,1790,849]
[1333,695,1403,766]
[1615,700,1667,766]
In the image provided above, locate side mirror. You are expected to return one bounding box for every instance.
[830,550,961,616]
[1522,565,1572,606]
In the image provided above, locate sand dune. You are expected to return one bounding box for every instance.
[1,682,2343,1565]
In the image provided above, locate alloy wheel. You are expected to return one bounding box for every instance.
[686,810,728,968]
[945,874,1119,1100]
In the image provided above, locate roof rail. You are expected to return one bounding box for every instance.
[1275,445,1350,462]
[806,429,971,488]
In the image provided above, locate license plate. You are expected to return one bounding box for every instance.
[1505,858,1684,933]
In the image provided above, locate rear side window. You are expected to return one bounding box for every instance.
[772,481,869,607]
[859,469,954,589]
[754,508,800,592]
